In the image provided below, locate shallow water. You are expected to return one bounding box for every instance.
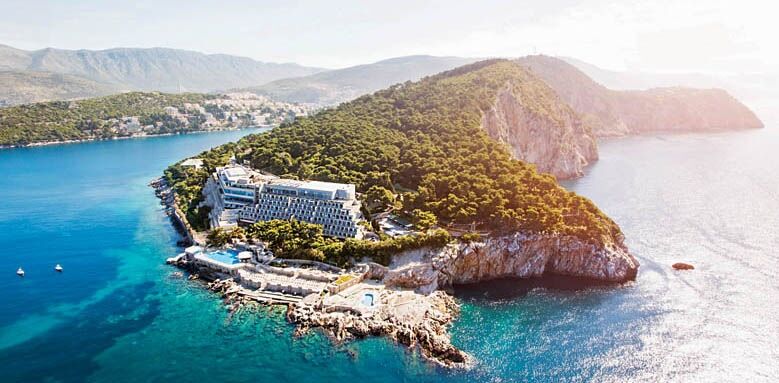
[0,127,777,382]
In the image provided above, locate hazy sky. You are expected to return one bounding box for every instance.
[0,0,774,74]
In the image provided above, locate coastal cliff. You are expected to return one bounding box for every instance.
[480,83,598,179]
[518,55,763,136]
[379,232,639,294]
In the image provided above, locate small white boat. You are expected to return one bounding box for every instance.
[16,267,24,277]
[55,264,63,272]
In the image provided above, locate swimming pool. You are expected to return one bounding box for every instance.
[203,249,240,265]
[361,293,375,306]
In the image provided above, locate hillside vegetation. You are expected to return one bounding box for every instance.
[0,70,117,107]
[245,55,479,105]
[0,44,325,104]
[168,60,623,247]
[0,92,208,146]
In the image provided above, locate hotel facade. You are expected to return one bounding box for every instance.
[206,164,364,239]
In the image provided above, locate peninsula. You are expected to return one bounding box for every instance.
[0,92,314,148]
[159,59,639,366]
[517,55,764,137]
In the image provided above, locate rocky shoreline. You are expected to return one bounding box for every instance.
[154,178,638,368]
[286,289,473,368]
[379,232,639,295]
[175,258,475,368]
[150,177,200,246]
[164,230,638,368]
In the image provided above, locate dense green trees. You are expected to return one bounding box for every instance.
[411,209,438,231]
[207,227,246,247]
[232,59,622,246]
[247,219,329,260]
[364,185,397,210]
[0,92,210,146]
[243,219,451,266]
[168,59,624,264]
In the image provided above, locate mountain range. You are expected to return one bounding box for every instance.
[241,55,481,105]
[0,70,118,107]
[0,44,325,104]
[0,43,763,152]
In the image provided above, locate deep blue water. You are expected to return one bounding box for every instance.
[1,127,778,382]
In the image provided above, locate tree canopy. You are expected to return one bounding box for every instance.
[234,60,622,245]
[0,92,210,146]
[166,59,624,248]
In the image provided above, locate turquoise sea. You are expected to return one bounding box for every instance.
[0,126,777,382]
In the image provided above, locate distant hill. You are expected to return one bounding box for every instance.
[0,92,200,146]
[561,56,779,112]
[0,70,118,107]
[517,55,763,136]
[244,55,481,105]
[558,57,726,91]
[0,44,326,105]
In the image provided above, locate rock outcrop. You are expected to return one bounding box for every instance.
[385,232,639,293]
[517,55,763,137]
[480,83,598,179]
[672,262,695,270]
[171,231,638,368]
[286,290,473,368]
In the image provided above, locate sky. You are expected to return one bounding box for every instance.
[0,0,775,74]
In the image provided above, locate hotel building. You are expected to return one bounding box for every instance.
[207,164,363,239]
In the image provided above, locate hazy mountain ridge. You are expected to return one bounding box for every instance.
[561,55,779,116]
[0,43,765,135]
[0,44,326,105]
[0,70,118,107]
[243,55,481,105]
[518,55,763,136]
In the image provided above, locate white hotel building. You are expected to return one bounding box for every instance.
[206,164,364,239]
[216,165,268,209]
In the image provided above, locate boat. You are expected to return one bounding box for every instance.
[55,264,63,272]
[16,267,24,277]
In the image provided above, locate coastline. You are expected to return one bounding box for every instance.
[0,126,263,150]
[171,256,475,368]
[152,175,475,367]
[150,177,203,246]
[595,125,765,142]
[151,166,638,368]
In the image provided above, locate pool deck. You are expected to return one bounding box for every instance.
[321,280,387,315]
[192,252,246,274]
[177,246,360,303]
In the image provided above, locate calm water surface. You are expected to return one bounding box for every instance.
[0,127,777,382]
